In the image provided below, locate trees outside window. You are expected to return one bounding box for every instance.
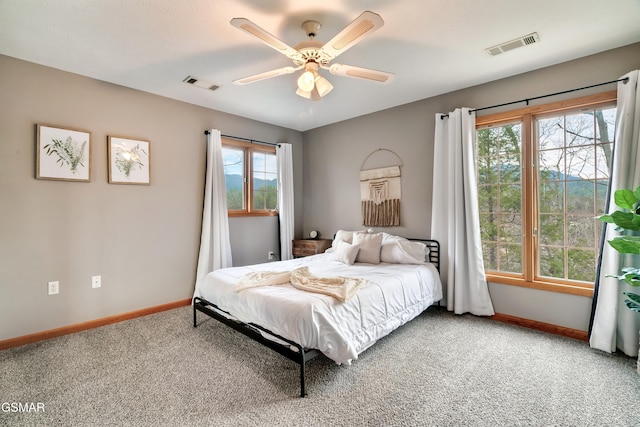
[476,92,616,296]
[252,150,278,211]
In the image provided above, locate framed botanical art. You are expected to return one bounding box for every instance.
[107,136,151,185]
[36,124,91,182]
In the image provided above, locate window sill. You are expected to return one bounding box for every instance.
[228,211,279,218]
[486,274,594,297]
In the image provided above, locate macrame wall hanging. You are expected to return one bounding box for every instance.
[360,148,403,227]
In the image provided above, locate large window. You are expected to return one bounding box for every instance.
[476,92,616,295]
[221,138,278,216]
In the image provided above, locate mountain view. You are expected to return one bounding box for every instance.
[224,174,278,210]
[224,174,277,190]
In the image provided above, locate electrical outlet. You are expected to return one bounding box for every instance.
[92,275,101,288]
[268,251,275,260]
[48,281,59,295]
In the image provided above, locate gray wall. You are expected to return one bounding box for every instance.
[302,42,640,332]
[0,54,303,341]
[3,42,639,343]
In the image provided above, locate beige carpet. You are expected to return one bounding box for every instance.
[1,306,638,426]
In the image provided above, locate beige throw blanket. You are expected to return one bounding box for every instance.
[235,270,292,291]
[235,267,368,302]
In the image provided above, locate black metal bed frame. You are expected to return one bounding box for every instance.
[193,239,440,397]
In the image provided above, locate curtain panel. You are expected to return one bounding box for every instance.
[194,129,232,296]
[277,143,295,260]
[431,108,495,316]
[590,71,640,357]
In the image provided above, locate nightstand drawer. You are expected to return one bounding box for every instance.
[292,239,332,258]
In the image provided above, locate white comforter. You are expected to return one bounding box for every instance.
[194,253,443,365]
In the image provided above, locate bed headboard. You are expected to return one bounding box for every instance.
[410,239,440,272]
[330,233,440,272]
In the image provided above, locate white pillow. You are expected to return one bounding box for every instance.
[332,229,354,249]
[381,239,429,264]
[352,231,383,264]
[331,229,368,249]
[381,232,404,244]
[333,240,360,265]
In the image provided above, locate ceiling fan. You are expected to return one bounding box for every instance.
[230,11,394,101]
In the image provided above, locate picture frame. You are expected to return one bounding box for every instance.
[107,136,151,185]
[36,124,91,182]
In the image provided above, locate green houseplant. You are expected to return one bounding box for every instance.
[598,186,640,312]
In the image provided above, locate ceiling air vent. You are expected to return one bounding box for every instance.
[183,75,219,91]
[486,32,540,56]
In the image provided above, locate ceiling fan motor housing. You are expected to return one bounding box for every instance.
[302,20,321,38]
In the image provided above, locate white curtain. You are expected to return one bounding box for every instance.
[431,108,495,316]
[590,70,640,357]
[277,143,295,260]
[194,129,232,297]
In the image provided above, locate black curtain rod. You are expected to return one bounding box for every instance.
[203,130,280,147]
[439,77,629,119]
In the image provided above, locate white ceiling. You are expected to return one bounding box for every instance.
[1,0,640,131]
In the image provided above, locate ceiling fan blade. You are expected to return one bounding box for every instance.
[319,11,384,60]
[327,63,394,83]
[233,66,301,85]
[230,18,301,61]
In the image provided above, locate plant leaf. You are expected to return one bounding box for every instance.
[610,211,640,230]
[614,189,638,210]
[623,272,640,287]
[623,293,640,312]
[598,214,614,223]
[609,236,640,254]
[633,186,640,201]
[625,292,640,304]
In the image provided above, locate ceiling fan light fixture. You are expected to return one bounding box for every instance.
[297,70,316,92]
[297,62,320,92]
[296,87,311,99]
[314,75,333,97]
[296,62,332,100]
[296,74,332,100]
[295,87,322,101]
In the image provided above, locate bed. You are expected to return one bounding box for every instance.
[193,231,442,396]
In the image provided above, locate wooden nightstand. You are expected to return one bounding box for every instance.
[292,239,332,258]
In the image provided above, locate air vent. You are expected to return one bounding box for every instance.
[183,75,220,91]
[486,32,540,56]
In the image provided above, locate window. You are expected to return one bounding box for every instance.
[475,92,616,296]
[221,138,278,217]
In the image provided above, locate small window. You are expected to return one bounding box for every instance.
[222,138,278,217]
